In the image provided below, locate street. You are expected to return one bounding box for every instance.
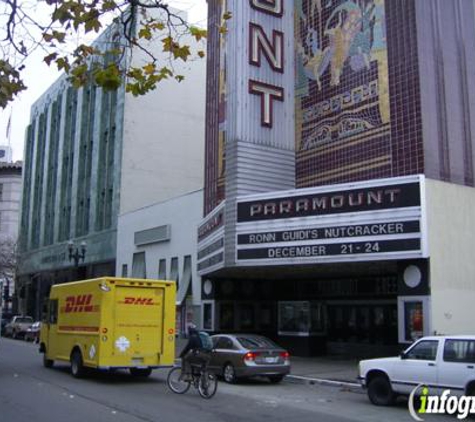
[0,339,453,422]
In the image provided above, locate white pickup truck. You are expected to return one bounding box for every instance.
[358,335,475,405]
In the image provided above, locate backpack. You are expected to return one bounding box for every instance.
[198,331,213,351]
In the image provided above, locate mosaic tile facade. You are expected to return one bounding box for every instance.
[295,0,423,187]
[204,0,227,215]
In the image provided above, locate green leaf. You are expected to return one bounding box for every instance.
[94,63,122,91]
[138,27,152,40]
[189,26,207,41]
[55,57,71,73]
[102,0,118,12]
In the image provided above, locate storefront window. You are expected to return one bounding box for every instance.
[258,302,273,331]
[219,302,235,331]
[202,301,214,331]
[398,296,431,343]
[404,301,424,342]
[238,303,255,330]
[278,301,325,336]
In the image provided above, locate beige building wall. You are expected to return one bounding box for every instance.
[425,178,475,335]
[120,9,206,215]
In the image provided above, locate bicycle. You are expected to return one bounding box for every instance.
[167,362,218,399]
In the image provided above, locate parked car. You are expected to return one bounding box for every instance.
[208,334,290,384]
[1,313,13,335]
[358,335,475,406]
[4,316,34,339]
[24,321,41,343]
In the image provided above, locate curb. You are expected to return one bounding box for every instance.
[285,374,362,391]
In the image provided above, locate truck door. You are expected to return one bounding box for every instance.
[43,299,59,357]
[113,286,164,364]
[392,338,439,394]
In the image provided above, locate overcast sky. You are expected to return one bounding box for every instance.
[0,0,208,162]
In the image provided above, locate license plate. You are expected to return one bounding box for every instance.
[132,358,143,365]
[264,357,278,363]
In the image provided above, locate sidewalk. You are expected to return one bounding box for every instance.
[287,356,360,387]
[175,338,361,388]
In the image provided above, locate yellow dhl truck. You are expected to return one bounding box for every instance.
[39,277,176,378]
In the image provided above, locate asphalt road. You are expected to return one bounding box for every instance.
[0,338,453,422]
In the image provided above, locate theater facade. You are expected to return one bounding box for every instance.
[198,0,475,356]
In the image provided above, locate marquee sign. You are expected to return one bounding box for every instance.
[235,176,427,265]
[197,202,225,275]
[237,182,420,222]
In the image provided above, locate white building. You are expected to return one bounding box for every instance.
[0,161,22,312]
[116,189,203,334]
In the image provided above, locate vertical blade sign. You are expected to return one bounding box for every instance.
[248,0,285,128]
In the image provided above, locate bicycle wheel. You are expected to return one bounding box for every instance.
[167,367,191,394]
[198,372,218,399]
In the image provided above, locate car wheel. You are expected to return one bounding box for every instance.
[367,375,396,406]
[223,363,238,384]
[70,349,86,378]
[268,375,284,384]
[130,368,152,377]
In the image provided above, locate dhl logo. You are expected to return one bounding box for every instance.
[61,294,98,313]
[120,297,157,306]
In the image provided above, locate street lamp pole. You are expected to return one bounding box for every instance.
[67,241,87,267]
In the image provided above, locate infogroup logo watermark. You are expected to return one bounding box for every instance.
[408,384,475,420]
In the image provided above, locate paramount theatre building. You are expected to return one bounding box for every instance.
[198,0,475,356]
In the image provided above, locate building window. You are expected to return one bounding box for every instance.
[179,255,192,297]
[158,259,167,279]
[131,252,146,279]
[58,87,77,242]
[170,257,179,288]
[44,96,62,246]
[121,264,128,278]
[202,301,215,331]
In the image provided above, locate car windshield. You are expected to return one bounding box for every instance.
[16,317,33,323]
[237,336,278,349]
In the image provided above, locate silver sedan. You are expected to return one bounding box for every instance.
[208,334,290,384]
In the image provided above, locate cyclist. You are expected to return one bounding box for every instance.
[179,324,211,381]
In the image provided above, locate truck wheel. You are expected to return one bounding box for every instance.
[130,368,152,377]
[43,351,54,368]
[367,375,396,406]
[70,349,86,378]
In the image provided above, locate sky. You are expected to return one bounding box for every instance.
[0,0,208,162]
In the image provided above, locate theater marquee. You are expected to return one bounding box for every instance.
[235,175,427,265]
